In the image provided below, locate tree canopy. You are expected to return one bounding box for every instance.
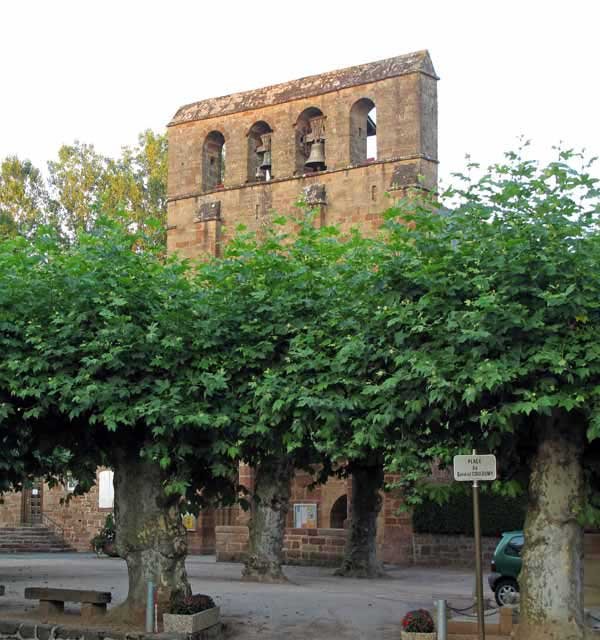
[1,144,599,636]
[0,130,167,248]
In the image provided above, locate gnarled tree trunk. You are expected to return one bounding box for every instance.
[517,412,585,640]
[110,451,190,624]
[335,463,384,578]
[242,457,293,582]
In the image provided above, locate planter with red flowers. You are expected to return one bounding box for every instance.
[163,593,220,633]
[400,608,436,639]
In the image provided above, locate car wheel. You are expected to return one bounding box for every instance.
[494,578,519,606]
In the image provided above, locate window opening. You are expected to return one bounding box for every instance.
[247,121,273,182]
[98,469,114,509]
[350,98,377,164]
[295,107,326,174]
[330,495,348,529]
[203,131,226,191]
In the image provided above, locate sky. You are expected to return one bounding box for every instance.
[1,0,599,184]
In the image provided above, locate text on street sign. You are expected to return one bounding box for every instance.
[453,454,497,481]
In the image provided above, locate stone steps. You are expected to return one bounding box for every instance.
[0,526,74,553]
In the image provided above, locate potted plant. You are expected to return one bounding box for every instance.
[163,593,220,633]
[90,513,119,557]
[401,609,436,639]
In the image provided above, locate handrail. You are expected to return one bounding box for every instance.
[41,513,66,544]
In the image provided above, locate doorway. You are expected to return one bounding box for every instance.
[21,481,43,525]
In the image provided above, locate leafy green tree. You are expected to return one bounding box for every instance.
[47,142,109,236]
[102,130,168,250]
[0,221,235,622]
[191,215,354,581]
[342,149,600,639]
[250,148,600,619]
[242,220,389,578]
[0,156,50,237]
[44,130,167,247]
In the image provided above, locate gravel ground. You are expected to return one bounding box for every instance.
[0,553,489,639]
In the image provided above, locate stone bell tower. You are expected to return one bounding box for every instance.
[166,50,438,259]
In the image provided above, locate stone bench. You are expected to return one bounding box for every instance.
[24,588,111,620]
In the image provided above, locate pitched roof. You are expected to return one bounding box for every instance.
[169,50,436,126]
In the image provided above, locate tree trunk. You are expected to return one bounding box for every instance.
[517,412,585,640]
[110,451,190,624]
[335,463,384,578]
[242,457,293,582]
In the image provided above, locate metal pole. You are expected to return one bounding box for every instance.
[146,581,155,633]
[472,449,485,640]
[436,599,447,640]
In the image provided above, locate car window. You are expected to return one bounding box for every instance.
[505,534,524,557]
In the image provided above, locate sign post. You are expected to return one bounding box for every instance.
[453,451,497,640]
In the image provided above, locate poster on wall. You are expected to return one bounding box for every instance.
[182,513,197,531]
[293,503,317,529]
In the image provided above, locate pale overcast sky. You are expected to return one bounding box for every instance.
[1,0,599,183]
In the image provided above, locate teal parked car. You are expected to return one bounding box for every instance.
[488,531,523,606]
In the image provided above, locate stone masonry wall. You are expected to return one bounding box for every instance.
[0,473,111,552]
[215,526,346,567]
[167,52,438,261]
[412,533,498,566]
[283,528,347,567]
[0,619,221,640]
[0,493,22,527]
[379,475,414,565]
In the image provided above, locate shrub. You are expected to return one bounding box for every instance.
[90,513,116,554]
[412,491,527,537]
[170,593,216,615]
[401,609,434,633]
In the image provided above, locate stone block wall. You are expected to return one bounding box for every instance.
[0,619,222,640]
[167,50,438,261]
[283,528,347,567]
[0,492,22,527]
[413,532,600,569]
[43,482,109,551]
[379,475,414,564]
[215,525,249,562]
[215,525,346,567]
[186,509,216,555]
[412,533,498,566]
[0,472,111,552]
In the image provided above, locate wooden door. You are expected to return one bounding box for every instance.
[21,481,43,525]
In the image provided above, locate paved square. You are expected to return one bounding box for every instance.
[0,554,480,639]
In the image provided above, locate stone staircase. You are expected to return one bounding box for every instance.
[0,526,74,553]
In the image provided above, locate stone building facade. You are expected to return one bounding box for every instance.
[0,471,112,551]
[166,50,437,259]
[0,471,213,555]
[166,50,439,566]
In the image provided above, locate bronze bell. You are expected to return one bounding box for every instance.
[260,151,272,171]
[305,141,326,171]
[255,166,265,180]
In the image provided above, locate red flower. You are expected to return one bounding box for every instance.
[401,609,434,633]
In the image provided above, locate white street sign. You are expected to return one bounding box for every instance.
[453,454,497,482]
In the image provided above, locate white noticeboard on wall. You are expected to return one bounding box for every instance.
[293,503,317,529]
[98,470,115,508]
[453,454,497,482]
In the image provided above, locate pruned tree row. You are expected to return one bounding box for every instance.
[1,148,599,639]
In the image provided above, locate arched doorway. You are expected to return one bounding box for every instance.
[330,494,348,529]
